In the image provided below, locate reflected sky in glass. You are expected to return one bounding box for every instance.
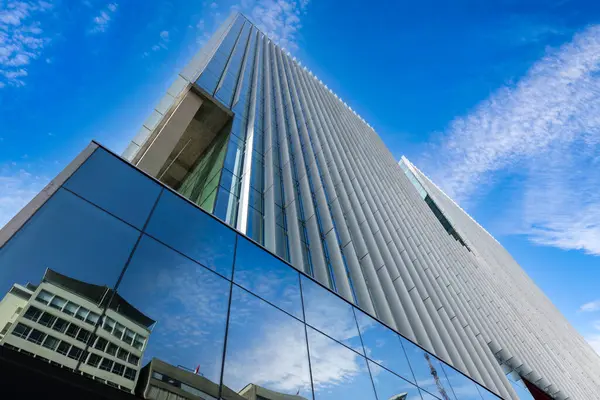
[307,326,376,400]
[116,235,230,384]
[355,308,414,383]
[145,190,236,279]
[0,188,139,296]
[301,276,363,354]
[420,389,440,400]
[368,360,421,400]
[222,286,312,400]
[402,337,453,398]
[64,148,162,230]
[233,236,303,319]
[441,364,483,400]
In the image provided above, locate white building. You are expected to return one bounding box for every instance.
[0,269,154,393]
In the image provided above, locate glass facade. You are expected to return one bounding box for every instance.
[0,146,501,400]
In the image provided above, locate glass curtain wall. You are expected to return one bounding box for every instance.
[0,146,506,400]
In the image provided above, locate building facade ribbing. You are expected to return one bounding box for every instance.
[123,12,600,400]
[1,11,599,400]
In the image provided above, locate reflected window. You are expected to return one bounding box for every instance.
[307,327,376,400]
[441,364,483,400]
[0,188,139,298]
[301,276,363,353]
[402,339,452,398]
[36,290,52,305]
[222,286,312,400]
[368,360,421,400]
[355,309,414,383]
[145,190,236,279]
[64,148,162,229]
[233,236,302,319]
[116,235,230,385]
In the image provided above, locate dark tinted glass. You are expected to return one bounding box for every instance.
[145,190,236,279]
[307,326,376,400]
[233,236,302,319]
[0,188,139,296]
[116,235,230,385]
[402,338,453,398]
[301,276,363,353]
[64,148,162,229]
[355,309,413,382]
[368,360,422,400]
[442,364,483,400]
[221,286,312,400]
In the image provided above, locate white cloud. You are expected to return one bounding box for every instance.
[580,300,600,313]
[0,1,52,87]
[422,25,600,255]
[249,0,308,51]
[89,3,118,34]
[586,335,600,355]
[0,165,46,228]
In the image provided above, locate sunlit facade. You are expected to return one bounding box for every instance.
[2,11,600,400]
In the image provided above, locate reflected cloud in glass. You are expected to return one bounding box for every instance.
[307,326,376,400]
[116,235,230,385]
[233,236,303,319]
[301,276,363,354]
[355,309,414,383]
[145,190,236,279]
[0,188,139,295]
[368,360,421,400]
[222,286,312,400]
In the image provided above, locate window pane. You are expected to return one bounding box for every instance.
[49,296,66,310]
[368,360,421,400]
[145,190,236,279]
[42,335,59,350]
[233,236,302,319]
[307,326,376,400]
[23,306,42,322]
[355,309,413,383]
[38,312,57,327]
[36,290,52,304]
[441,364,484,400]
[63,302,78,316]
[0,188,139,298]
[64,148,162,229]
[52,318,68,333]
[116,235,230,385]
[301,276,363,353]
[402,338,453,398]
[221,286,311,400]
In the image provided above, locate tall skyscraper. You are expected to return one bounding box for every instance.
[1,12,599,400]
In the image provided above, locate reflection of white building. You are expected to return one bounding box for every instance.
[0,269,154,393]
[237,384,309,400]
[137,357,220,400]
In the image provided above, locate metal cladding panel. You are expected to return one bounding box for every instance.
[124,12,600,400]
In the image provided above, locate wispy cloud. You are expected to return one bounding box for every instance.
[89,3,118,34]
[0,164,46,227]
[580,300,600,313]
[0,0,52,87]
[421,25,600,255]
[249,0,308,51]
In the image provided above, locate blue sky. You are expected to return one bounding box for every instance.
[1,0,600,354]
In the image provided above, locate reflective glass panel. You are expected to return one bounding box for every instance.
[233,236,302,319]
[64,148,162,229]
[441,364,483,400]
[402,338,452,398]
[307,326,376,400]
[420,389,441,400]
[0,188,139,297]
[301,276,363,353]
[145,190,236,279]
[116,235,230,385]
[222,286,312,400]
[355,309,414,383]
[368,360,422,400]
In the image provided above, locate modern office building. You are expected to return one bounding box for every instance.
[0,269,152,392]
[1,11,599,400]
